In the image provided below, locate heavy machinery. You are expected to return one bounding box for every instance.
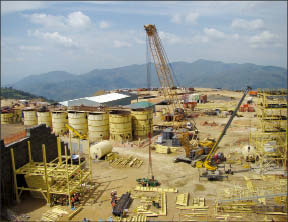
[144,24,186,123]
[65,124,87,140]
[136,177,160,187]
[197,86,251,180]
[112,192,133,217]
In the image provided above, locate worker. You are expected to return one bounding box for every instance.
[83,218,89,222]
[75,193,80,204]
[71,195,75,209]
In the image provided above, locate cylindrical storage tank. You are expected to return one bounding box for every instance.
[1,112,13,124]
[109,110,132,142]
[23,110,37,126]
[37,111,52,127]
[88,112,109,142]
[131,109,153,139]
[90,140,113,159]
[13,109,22,123]
[68,111,88,136]
[51,111,68,136]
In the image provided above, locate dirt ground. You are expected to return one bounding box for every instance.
[8,89,287,222]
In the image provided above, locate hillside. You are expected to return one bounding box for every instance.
[11,59,287,101]
[1,87,55,103]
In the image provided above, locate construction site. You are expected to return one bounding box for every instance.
[1,25,287,222]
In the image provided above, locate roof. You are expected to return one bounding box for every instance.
[85,93,129,103]
[59,93,131,107]
[125,101,155,109]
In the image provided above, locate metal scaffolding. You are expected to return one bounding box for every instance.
[10,137,92,207]
[252,89,287,172]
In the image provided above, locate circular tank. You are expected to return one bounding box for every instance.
[37,111,52,127]
[68,111,88,136]
[23,110,37,126]
[131,109,153,139]
[88,112,109,142]
[109,110,132,142]
[51,111,68,135]
[1,112,13,124]
[90,140,113,159]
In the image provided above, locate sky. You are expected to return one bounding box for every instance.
[1,1,287,84]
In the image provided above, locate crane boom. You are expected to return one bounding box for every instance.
[204,86,251,170]
[144,24,181,115]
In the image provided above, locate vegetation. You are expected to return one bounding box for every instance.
[1,87,55,103]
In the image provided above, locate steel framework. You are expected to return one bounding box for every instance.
[10,137,92,207]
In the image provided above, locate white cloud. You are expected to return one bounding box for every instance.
[170,12,199,25]
[1,1,45,14]
[249,30,279,48]
[113,40,132,48]
[159,31,182,44]
[30,30,78,48]
[185,12,199,24]
[24,11,91,29]
[232,18,264,30]
[171,14,182,24]
[26,13,66,28]
[99,21,110,29]
[203,28,226,39]
[19,45,42,51]
[67,11,91,28]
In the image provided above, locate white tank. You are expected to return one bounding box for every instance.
[23,110,37,126]
[37,111,52,127]
[51,111,68,135]
[68,111,88,136]
[88,112,109,142]
[90,140,113,159]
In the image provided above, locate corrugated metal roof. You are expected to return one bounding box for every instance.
[125,101,154,109]
[59,93,130,106]
[85,93,129,103]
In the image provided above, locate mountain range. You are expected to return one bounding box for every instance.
[10,59,287,101]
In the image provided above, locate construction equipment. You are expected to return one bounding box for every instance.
[144,24,185,122]
[65,124,87,139]
[197,86,252,173]
[112,192,133,217]
[136,178,161,187]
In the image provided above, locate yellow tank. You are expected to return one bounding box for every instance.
[23,110,37,126]
[131,109,153,139]
[1,112,13,124]
[88,112,109,142]
[68,111,88,136]
[51,111,68,135]
[13,109,22,123]
[37,111,52,127]
[109,110,132,142]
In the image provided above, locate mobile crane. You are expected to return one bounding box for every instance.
[198,86,251,180]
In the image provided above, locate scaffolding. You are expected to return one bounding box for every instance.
[251,89,287,172]
[10,137,92,207]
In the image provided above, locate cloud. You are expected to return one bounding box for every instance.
[25,13,66,28]
[170,12,199,25]
[19,45,42,51]
[67,11,91,28]
[203,28,226,39]
[232,18,264,30]
[185,12,199,24]
[159,31,182,44]
[113,40,132,48]
[99,21,110,29]
[249,30,280,48]
[30,30,78,48]
[171,14,182,24]
[1,1,46,14]
[24,11,91,29]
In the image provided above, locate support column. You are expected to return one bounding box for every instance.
[10,148,20,203]
[42,144,50,205]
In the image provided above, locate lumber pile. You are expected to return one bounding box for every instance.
[106,153,143,168]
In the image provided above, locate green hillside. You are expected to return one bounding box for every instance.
[1,87,55,103]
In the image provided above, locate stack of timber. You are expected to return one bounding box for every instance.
[105,153,143,168]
